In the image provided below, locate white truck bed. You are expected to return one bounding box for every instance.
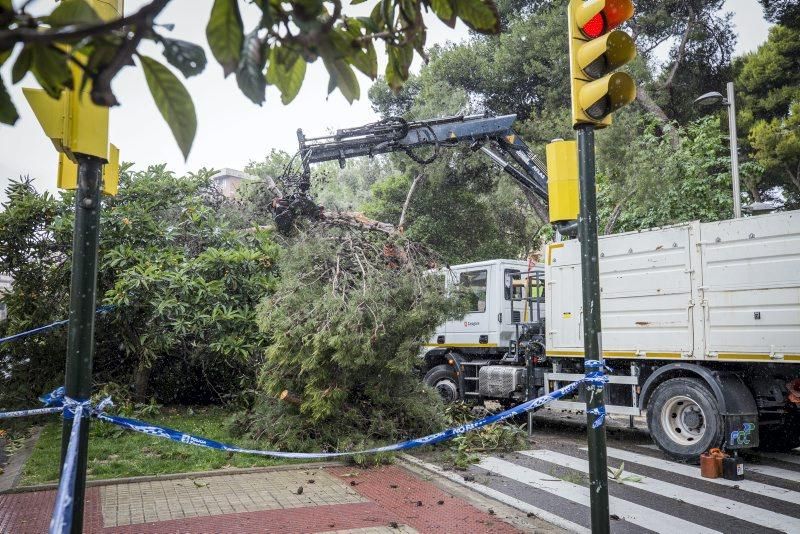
[544,210,800,363]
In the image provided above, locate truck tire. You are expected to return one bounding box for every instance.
[423,364,460,403]
[647,377,724,461]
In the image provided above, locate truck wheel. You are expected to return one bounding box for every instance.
[647,378,724,461]
[424,364,460,403]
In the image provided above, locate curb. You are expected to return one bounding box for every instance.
[0,426,43,493]
[399,453,585,533]
[1,460,343,495]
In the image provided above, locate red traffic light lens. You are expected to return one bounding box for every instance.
[582,12,606,38]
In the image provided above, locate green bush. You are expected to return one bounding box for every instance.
[0,166,279,408]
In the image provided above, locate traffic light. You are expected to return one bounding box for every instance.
[568,0,637,128]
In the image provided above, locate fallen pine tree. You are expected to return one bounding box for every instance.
[237,226,468,454]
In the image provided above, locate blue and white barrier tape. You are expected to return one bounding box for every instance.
[584,359,611,428]
[40,387,66,407]
[0,406,65,420]
[49,404,84,534]
[0,306,114,346]
[95,378,585,459]
[587,406,607,429]
[584,359,612,387]
[1,362,610,461]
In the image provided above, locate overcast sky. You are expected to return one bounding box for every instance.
[0,0,772,200]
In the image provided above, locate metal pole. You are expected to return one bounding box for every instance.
[60,154,103,534]
[726,82,742,218]
[576,124,610,534]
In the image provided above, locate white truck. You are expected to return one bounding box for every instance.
[420,210,800,460]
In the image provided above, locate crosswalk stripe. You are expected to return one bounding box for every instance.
[521,449,799,534]
[762,453,800,466]
[746,463,800,482]
[478,456,721,534]
[638,443,800,473]
[587,446,800,505]
[400,454,590,534]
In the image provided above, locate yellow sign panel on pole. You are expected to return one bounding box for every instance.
[23,61,111,161]
[103,144,120,195]
[57,143,119,195]
[23,0,124,195]
[546,140,579,224]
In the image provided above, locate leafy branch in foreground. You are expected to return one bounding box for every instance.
[0,0,500,159]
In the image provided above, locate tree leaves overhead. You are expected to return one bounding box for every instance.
[1,0,501,157]
[45,0,102,28]
[235,30,267,105]
[206,0,244,78]
[323,55,360,104]
[161,38,207,78]
[0,77,18,125]
[30,44,72,99]
[140,56,197,160]
[11,46,32,84]
[267,46,307,105]
[456,0,501,33]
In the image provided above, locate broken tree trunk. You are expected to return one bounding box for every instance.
[320,210,399,235]
[399,173,426,230]
[279,390,303,406]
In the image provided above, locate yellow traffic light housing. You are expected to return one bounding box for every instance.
[568,0,637,128]
[546,140,579,224]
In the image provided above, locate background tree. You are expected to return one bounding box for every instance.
[0,165,279,407]
[759,0,800,28]
[735,24,800,207]
[598,117,736,233]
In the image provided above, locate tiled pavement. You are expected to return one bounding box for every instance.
[0,464,526,533]
[100,469,366,526]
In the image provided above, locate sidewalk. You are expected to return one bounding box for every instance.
[0,462,549,533]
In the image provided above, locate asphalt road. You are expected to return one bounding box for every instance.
[425,407,800,534]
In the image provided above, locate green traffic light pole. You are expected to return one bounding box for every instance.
[60,154,104,534]
[576,124,611,534]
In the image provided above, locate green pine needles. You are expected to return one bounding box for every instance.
[246,229,467,453]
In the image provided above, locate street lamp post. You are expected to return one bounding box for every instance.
[694,82,742,218]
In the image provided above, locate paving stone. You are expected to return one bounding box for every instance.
[99,469,367,526]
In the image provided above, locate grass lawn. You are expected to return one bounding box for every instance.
[20,406,304,485]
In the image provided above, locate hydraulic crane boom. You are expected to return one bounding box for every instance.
[295,113,549,202]
[272,113,554,234]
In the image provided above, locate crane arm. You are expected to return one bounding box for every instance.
[272,113,553,234]
[296,113,549,204]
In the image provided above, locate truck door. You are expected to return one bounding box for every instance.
[446,268,492,346]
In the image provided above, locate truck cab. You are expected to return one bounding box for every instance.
[425,259,531,352]
[421,259,544,403]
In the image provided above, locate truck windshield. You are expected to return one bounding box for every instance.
[460,270,487,312]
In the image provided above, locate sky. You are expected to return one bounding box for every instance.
[0,0,773,200]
